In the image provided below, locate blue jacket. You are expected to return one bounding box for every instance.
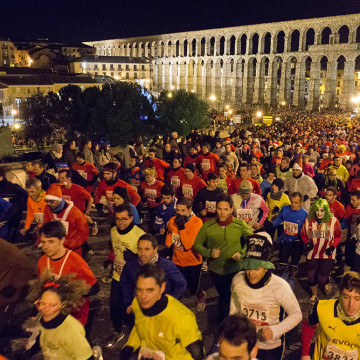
[154,200,177,233]
[272,205,308,243]
[120,255,187,308]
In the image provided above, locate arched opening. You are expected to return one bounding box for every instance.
[229,36,236,55]
[321,27,332,45]
[251,33,259,54]
[176,41,180,57]
[338,25,349,44]
[219,36,225,55]
[356,26,360,42]
[210,37,215,56]
[290,30,300,52]
[354,56,360,100]
[288,57,297,104]
[276,31,285,53]
[192,39,196,57]
[240,34,247,55]
[183,40,188,57]
[305,29,315,50]
[264,33,271,54]
[320,56,329,106]
[167,41,172,57]
[336,55,346,106]
[159,42,165,57]
[201,38,206,57]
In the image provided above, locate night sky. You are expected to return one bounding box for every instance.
[0,0,359,43]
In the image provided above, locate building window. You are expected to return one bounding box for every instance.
[95,72,98,75]
[336,89,339,95]
[320,73,323,78]
[142,65,145,70]
[102,64,106,70]
[337,81,340,87]
[134,73,137,79]
[126,65,130,70]
[103,72,106,76]
[110,64,114,70]
[338,73,341,78]
[356,81,358,87]
[118,64,121,70]
[134,65,137,71]
[111,72,114,77]
[94,65,98,70]
[126,73,129,79]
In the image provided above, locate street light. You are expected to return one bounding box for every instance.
[14,123,21,130]
[225,105,230,110]
[167,92,172,98]
[352,95,360,114]
[281,101,286,106]
[256,111,263,118]
[170,85,175,90]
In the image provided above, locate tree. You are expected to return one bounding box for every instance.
[20,92,62,150]
[155,89,210,136]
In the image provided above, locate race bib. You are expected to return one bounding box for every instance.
[171,233,183,251]
[236,209,252,222]
[182,184,194,198]
[205,200,216,213]
[138,346,165,360]
[114,259,125,276]
[284,221,298,236]
[78,170,88,180]
[201,159,211,170]
[145,188,157,200]
[323,344,358,360]
[241,302,270,326]
[34,213,44,224]
[170,177,181,189]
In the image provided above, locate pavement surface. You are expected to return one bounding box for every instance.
[8,211,345,360]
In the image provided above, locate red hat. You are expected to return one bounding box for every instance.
[45,184,63,201]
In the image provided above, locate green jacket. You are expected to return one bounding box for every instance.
[193,218,252,275]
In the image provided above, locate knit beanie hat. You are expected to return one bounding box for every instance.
[240,231,275,270]
[113,186,128,200]
[185,163,195,173]
[45,184,63,201]
[272,178,284,190]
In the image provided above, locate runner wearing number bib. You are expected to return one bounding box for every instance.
[231,232,302,360]
[301,271,360,360]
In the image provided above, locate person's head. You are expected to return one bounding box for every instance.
[33,160,45,176]
[303,154,309,164]
[202,143,210,154]
[171,131,178,139]
[350,190,360,208]
[68,140,76,150]
[189,147,197,156]
[84,139,92,149]
[148,149,156,160]
[112,154,122,167]
[339,271,360,317]
[333,156,341,167]
[309,198,332,223]
[216,196,234,222]
[44,184,63,210]
[250,163,259,177]
[58,169,72,186]
[239,180,253,200]
[280,156,290,169]
[113,186,129,207]
[184,163,195,179]
[290,192,303,211]
[294,144,301,154]
[137,234,158,265]
[103,162,118,182]
[136,263,166,309]
[26,161,34,173]
[239,163,249,179]
[115,203,133,230]
[327,168,337,180]
[325,186,337,204]
[292,163,302,177]
[225,144,232,153]
[76,152,85,164]
[164,143,171,152]
[130,156,140,168]
[216,314,258,360]
[25,178,43,201]
[218,164,228,179]
[271,178,284,194]
[51,143,63,158]
[172,157,181,169]
[27,271,89,322]
[207,172,218,190]
[143,168,156,183]
[40,221,66,259]
[176,197,193,217]
[161,184,175,205]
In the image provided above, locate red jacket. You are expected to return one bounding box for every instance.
[94,179,141,214]
[43,201,89,255]
[71,162,98,193]
[196,152,219,180]
[230,177,261,196]
[61,183,92,213]
[145,158,169,181]
[178,175,207,199]
[167,168,186,192]
[140,180,164,208]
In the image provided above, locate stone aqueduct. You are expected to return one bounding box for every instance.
[87,14,360,110]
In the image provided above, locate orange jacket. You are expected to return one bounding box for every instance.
[24,190,47,229]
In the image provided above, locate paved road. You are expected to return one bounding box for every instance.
[10,212,344,359]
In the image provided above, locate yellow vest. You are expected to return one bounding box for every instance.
[315,299,360,359]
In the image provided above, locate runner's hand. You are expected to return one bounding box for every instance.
[253,222,261,230]
[261,327,273,341]
[200,209,207,216]
[232,252,242,261]
[211,248,220,258]
[126,306,132,314]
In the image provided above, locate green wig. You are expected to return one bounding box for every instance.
[308,198,332,224]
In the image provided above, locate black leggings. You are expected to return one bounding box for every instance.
[177,264,202,296]
[279,240,303,268]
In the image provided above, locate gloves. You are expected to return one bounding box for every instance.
[305,242,314,251]
[303,195,309,202]
[325,246,335,256]
[174,214,187,230]
[120,346,134,360]
[103,259,112,269]
[95,203,103,212]
[263,220,273,232]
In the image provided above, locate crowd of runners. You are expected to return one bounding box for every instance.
[0,108,360,360]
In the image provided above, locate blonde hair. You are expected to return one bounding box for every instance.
[143,168,157,178]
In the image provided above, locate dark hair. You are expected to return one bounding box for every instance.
[217,195,234,208]
[33,160,45,169]
[40,221,66,240]
[161,184,175,196]
[58,169,72,179]
[339,271,360,295]
[207,172,218,181]
[217,314,257,353]
[136,263,165,286]
[351,190,360,200]
[76,152,85,159]
[177,196,193,209]
[326,186,338,196]
[290,191,303,202]
[239,162,248,169]
[130,155,140,167]
[103,162,118,172]
[115,203,133,217]
[149,148,156,153]
[138,233,158,249]
[113,154,122,163]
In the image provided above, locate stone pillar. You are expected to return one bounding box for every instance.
[340,60,355,109]
[298,32,305,52]
[283,34,289,53]
[234,39,238,56]
[323,60,337,109]
[224,61,232,102]
[195,40,200,57]
[204,40,208,57]
[279,61,291,104]
[176,63,181,89]
[246,37,252,55]
[153,61,159,90]
[234,62,243,105]
[224,39,229,55]
[306,61,321,111]
[164,62,169,89]
[293,61,306,109]
[215,39,220,56]
[184,64,189,90]
[192,63,197,93]
[187,42,191,57]
[265,61,278,107]
[253,61,265,104]
[242,61,249,104]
